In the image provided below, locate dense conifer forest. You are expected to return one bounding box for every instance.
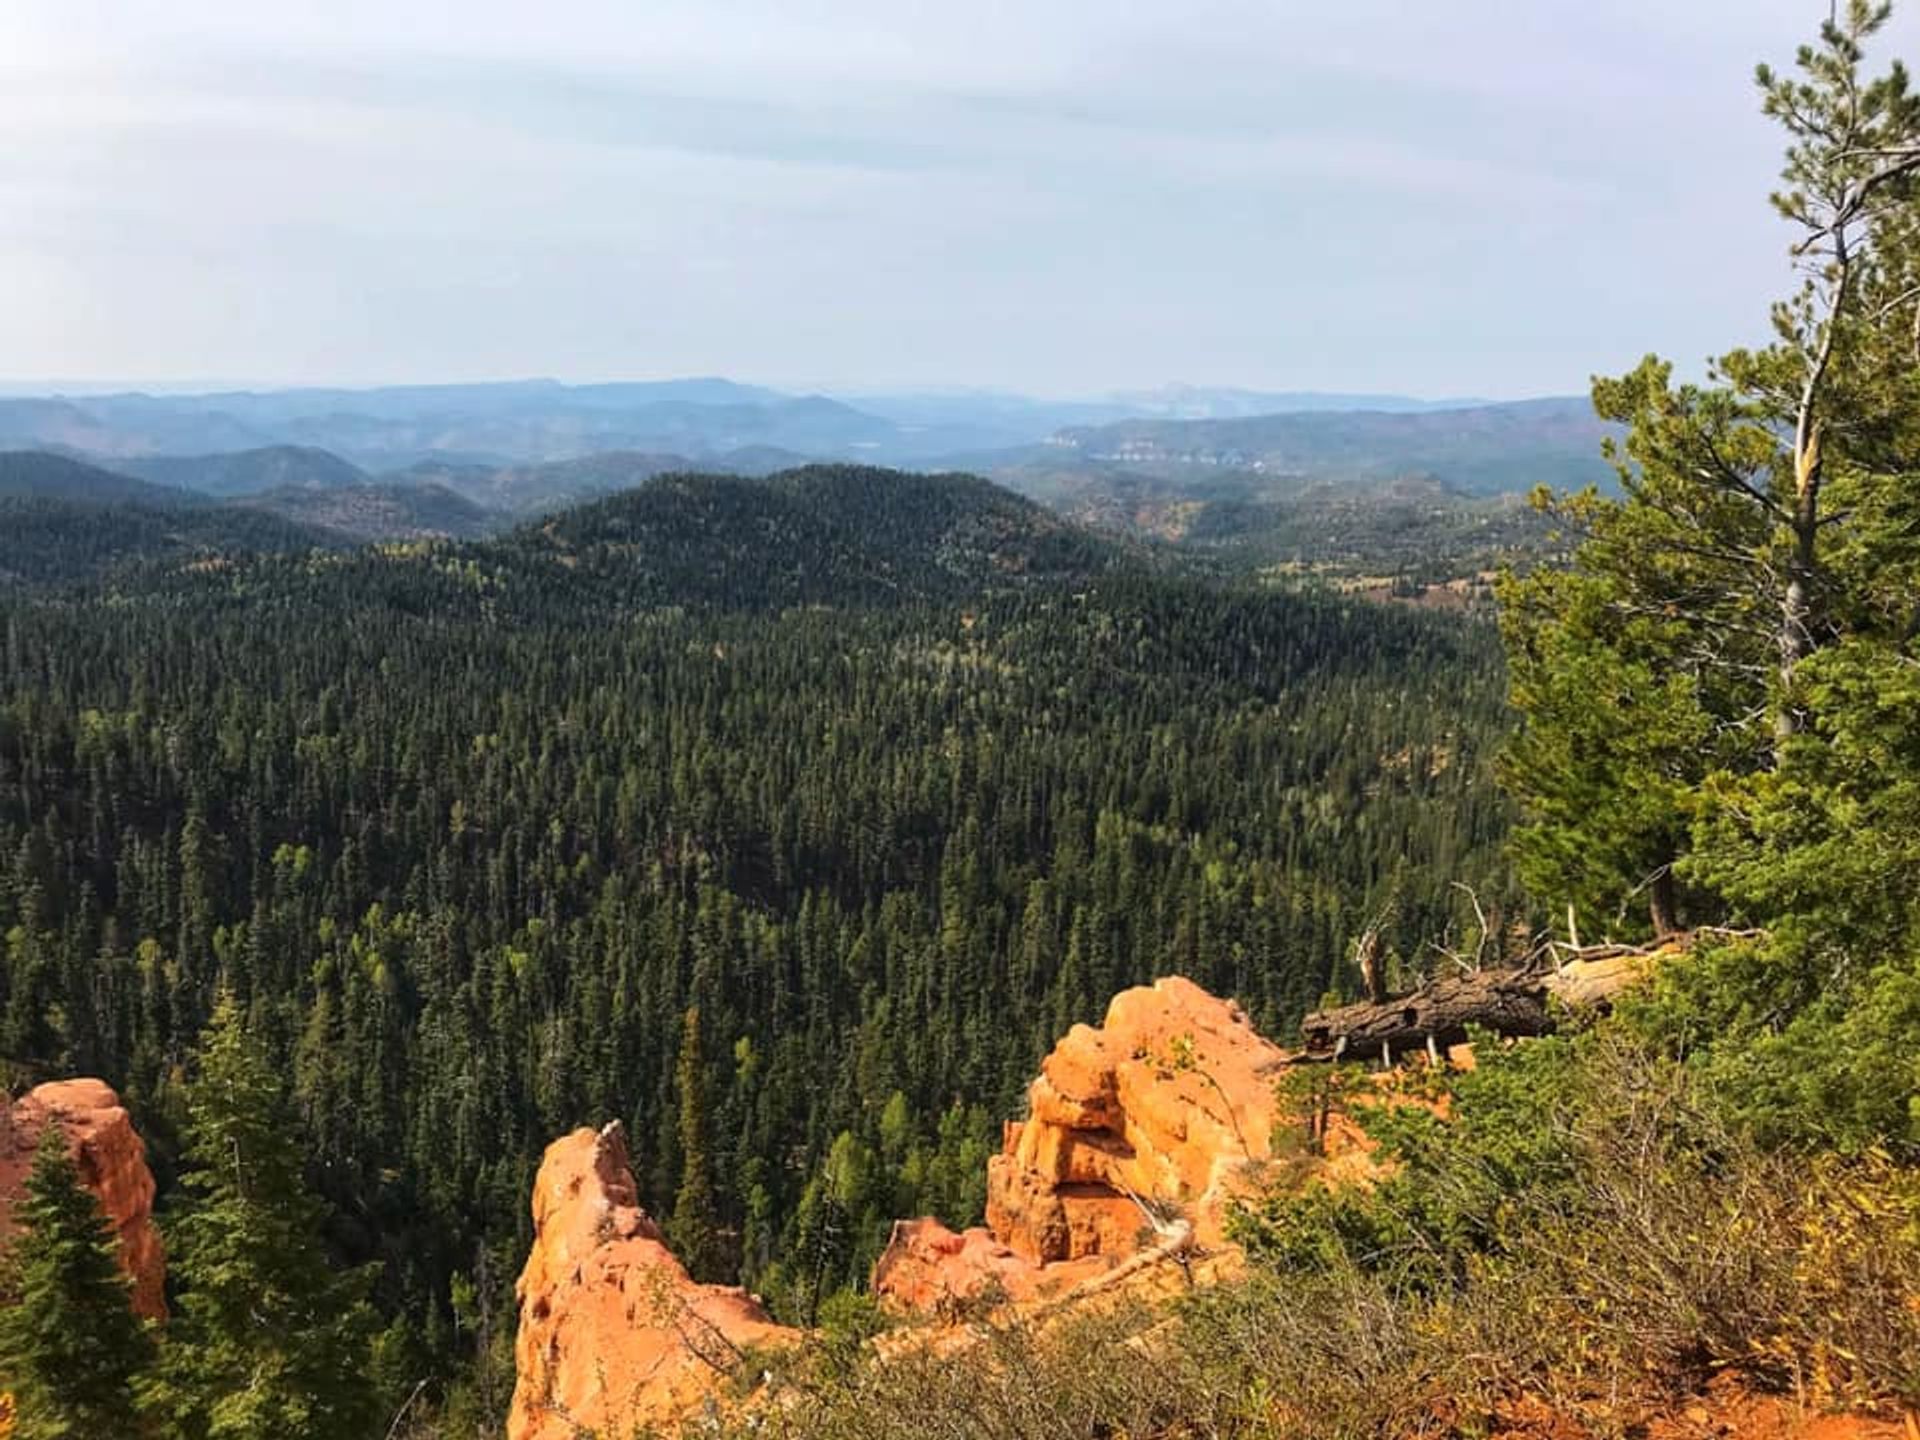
[11,13,1918,1437]
[0,464,1517,1390]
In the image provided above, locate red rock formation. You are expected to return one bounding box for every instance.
[984,976,1289,1262]
[870,1218,1114,1315]
[871,977,1461,1316]
[508,1120,798,1440]
[0,1078,165,1320]
[507,977,1455,1424]
[872,976,1299,1314]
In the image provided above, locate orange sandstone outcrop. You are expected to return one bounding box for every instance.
[984,976,1290,1263]
[870,1217,1115,1314]
[874,976,1409,1314]
[0,1078,166,1319]
[508,1120,798,1440]
[510,980,1295,1431]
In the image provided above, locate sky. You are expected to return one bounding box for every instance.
[4,2,1915,399]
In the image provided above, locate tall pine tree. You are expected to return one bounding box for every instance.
[0,1126,152,1440]
[1501,0,1920,937]
[142,992,381,1440]
[665,1005,728,1283]
[1501,1,1920,1150]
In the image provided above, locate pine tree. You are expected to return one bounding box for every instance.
[1500,1,1920,934]
[143,992,381,1440]
[0,1126,152,1440]
[666,1005,728,1282]
[1500,2,1920,1150]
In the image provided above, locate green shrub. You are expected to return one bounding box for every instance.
[1234,1031,1588,1288]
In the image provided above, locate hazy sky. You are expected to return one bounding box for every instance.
[5,2,1914,397]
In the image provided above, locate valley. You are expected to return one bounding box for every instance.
[5,5,1920,1437]
[0,462,1519,1430]
[0,381,1588,596]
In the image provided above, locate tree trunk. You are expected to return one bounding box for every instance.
[1648,865,1678,938]
[1777,419,1822,748]
[1299,952,1656,1061]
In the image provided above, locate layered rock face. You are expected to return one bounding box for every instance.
[869,976,1297,1315]
[869,1217,1116,1315]
[509,977,1369,1427]
[984,975,1289,1263]
[509,1120,798,1440]
[508,965,1728,1430]
[0,1078,166,1319]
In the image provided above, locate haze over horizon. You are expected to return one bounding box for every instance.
[0,374,1509,406]
[9,2,1914,397]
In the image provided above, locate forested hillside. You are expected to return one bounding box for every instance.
[0,452,189,506]
[752,12,1920,1438]
[677,18,1920,1440]
[396,451,706,516]
[0,499,331,586]
[0,462,1516,1403]
[12,8,1919,1438]
[517,465,1129,606]
[235,482,496,543]
[0,453,337,585]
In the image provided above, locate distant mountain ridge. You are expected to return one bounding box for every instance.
[399,450,760,515]
[0,454,1135,603]
[1105,384,1491,418]
[0,450,192,506]
[0,380,1615,581]
[1033,397,1615,495]
[0,381,897,469]
[112,445,369,496]
[0,379,1599,484]
[0,451,334,585]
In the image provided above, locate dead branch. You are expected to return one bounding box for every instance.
[1298,938,1699,1061]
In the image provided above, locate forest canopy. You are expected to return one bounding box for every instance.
[0,465,1519,1413]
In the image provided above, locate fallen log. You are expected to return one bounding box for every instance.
[1298,948,1665,1062]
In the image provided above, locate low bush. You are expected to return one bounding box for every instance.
[741,1027,1919,1440]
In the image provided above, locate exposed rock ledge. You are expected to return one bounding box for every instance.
[870,975,1392,1316]
[983,975,1290,1264]
[508,1120,799,1440]
[1,1078,166,1320]
[508,978,1297,1435]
